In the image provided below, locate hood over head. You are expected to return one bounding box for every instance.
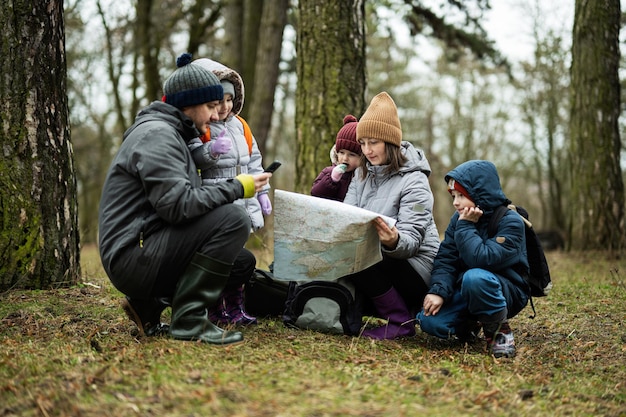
[444,160,508,210]
[192,58,245,115]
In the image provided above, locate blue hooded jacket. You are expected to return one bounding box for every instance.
[428,160,530,313]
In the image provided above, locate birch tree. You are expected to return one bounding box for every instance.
[0,0,80,290]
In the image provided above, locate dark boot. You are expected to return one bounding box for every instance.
[456,320,482,344]
[121,296,170,337]
[169,252,243,345]
[362,287,416,340]
[207,293,229,324]
[222,285,258,325]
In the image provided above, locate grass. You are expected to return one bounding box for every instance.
[1,246,625,417]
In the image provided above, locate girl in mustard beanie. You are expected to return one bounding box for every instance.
[343,92,441,340]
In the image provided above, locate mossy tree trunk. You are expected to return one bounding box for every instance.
[0,0,80,290]
[295,0,366,193]
[569,0,624,252]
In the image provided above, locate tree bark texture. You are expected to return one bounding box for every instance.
[221,0,245,71]
[136,0,162,102]
[295,0,366,193]
[0,0,80,289]
[569,0,624,251]
[246,0,289,157]
[240,0,264,109]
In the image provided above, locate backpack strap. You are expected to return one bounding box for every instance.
[487,205,510,238]
[486,203,538,318]
[200,127,211,143]
[199,117,253,156]
[235,115,253,155]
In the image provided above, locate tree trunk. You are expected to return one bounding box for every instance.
[221,0,244,71]
[246,0,289,157]
[0,0,80,289]
[295,0,366,193]
[137,0,161,102]
[187,0,221,59]
[569,0,624,252]
[240,0,265,112]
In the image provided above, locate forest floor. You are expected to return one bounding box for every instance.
[0,246,625,417]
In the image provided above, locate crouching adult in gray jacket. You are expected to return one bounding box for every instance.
[98,53,272,345]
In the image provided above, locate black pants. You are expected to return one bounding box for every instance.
[111,203,253,298]
[348,257,428,313]
[225,248,256,290]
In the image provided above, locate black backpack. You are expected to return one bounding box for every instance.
[487,204,553,317]
[282,278,365,335]
[244,269,289,318]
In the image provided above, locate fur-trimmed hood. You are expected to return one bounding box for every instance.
[192,58,245,116]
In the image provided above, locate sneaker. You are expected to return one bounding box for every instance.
[487,326,516,358]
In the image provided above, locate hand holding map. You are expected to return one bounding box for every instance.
[272,190,396,282]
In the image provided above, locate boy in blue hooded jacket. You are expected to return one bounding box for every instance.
[418,160,529,357]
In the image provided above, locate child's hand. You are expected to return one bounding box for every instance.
[257,193,272,215]
[422,294,444,316]
[210,130,232,157]
[331,163,348,182]
[459,206,483,223]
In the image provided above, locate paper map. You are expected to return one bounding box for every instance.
[272,190,396,282]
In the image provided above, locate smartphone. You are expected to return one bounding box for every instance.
[264,161,282,173]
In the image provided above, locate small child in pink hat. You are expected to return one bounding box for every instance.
[311,115,361,201]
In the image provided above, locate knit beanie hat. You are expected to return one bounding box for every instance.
[356,92,402,147]
[447,178,473,202]
[162,53,223,109]
[335,115,361,155]
[221,80,236,99]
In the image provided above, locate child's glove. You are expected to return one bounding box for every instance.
[257,193,272,215]
[331,163,348,182]
[210,130,232,158]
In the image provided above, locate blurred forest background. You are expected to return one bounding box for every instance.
[65,0,624,248]
[1,0,624,289]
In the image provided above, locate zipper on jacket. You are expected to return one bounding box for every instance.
[139,232,144,248]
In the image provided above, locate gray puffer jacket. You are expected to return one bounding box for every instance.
[188,58,268,230]
[344,141,440,285]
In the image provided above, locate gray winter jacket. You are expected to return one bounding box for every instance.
[98,101,245,281]
[343,141,440,285]
[188,58,268,230]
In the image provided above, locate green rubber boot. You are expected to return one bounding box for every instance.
[169,253,243,345]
